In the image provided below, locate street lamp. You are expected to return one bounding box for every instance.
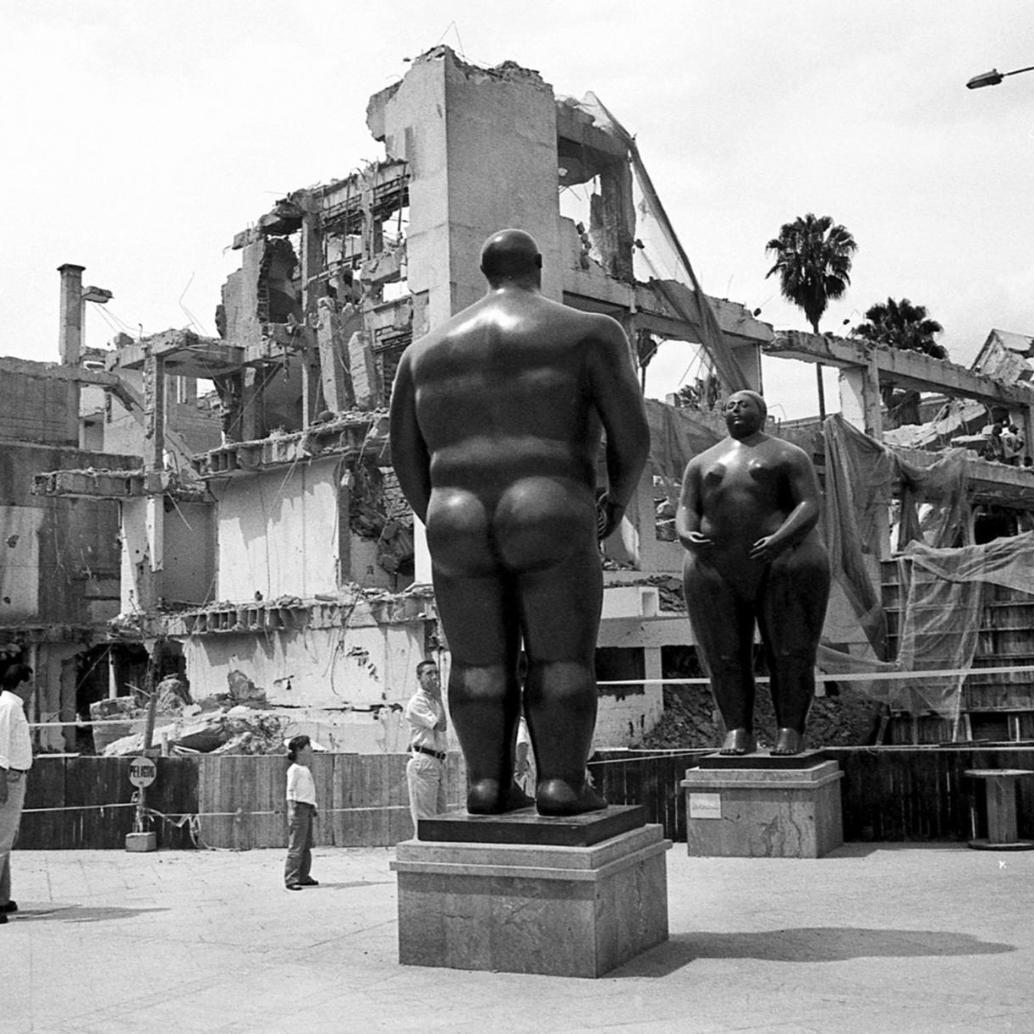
[966,64,1034,89]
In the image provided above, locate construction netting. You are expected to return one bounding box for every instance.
[819,414,1034,721]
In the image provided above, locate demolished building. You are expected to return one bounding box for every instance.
[27,45,1034,753]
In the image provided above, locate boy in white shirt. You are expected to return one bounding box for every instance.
[284,735,318,890]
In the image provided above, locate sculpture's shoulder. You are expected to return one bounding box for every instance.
[763,433,814,467]
[552,299,625,341]
[688,436,732,470]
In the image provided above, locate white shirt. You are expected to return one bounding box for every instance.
[286,763,316,806]
[405,689,448,753]
[0,690,32,772]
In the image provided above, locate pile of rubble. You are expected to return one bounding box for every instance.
[92,673,289,757]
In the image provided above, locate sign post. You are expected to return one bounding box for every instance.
[126,756,158,853]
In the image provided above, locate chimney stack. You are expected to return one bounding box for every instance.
[58,263,85,365]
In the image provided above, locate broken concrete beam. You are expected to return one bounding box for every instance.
[348,331,380,409]
[317,299,357,412]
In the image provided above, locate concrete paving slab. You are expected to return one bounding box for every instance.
[3,843,1033,1033]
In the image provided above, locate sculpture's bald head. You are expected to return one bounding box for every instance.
[480,229,542,286]
[727,389,767,419]
[724,389,768,439]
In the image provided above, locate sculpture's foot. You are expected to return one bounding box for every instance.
[771,728,805,756]
[467,778,535,815]
[536,777,608,816]
[719,728,757,755]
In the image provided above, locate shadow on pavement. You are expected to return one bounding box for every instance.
[616,926,1015,977]
[13,904,169,923]
[317,880,393,891]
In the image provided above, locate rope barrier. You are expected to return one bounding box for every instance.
[597,664,1034,686]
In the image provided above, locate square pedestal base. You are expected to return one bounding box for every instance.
[681,759,844,858]
[391,822,671,978]
[125,832,157,853]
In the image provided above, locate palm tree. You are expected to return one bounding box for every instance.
[851,297,946,359]
[765,213,857,418]
[851,297,946,420]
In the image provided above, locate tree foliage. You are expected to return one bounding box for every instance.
[765,213,857,333]
[851,297,947,359]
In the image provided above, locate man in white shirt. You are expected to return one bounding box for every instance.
[404,660,448,836]
[0,663,34,924]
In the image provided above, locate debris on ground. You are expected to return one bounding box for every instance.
[95,673,288,757]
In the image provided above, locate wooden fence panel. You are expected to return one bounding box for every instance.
[331,754,358,847]
[827,747,1034,842]
[65,757,134,849]
[590,750,708,842]
[198,755,286,850]
[311,754,335,848]
[386,752,411,845]
[19,756,68,849]
[145,758,200,849]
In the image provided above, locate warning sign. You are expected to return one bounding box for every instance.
[128,756,157,789]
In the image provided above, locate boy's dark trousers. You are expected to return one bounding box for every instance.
[284,801,315,886]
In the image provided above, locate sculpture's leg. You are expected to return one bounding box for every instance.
[432,566,531,813]
[758,539,831,756]
[683,555,757,755]
[519,545,607,816]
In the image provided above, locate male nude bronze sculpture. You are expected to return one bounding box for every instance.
[676,390,830,755]
[390,229,649,815]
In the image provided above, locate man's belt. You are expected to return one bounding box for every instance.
[410,745,446,761]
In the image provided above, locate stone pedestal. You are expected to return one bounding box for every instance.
[391,806,671,978]
[681,755,844,858]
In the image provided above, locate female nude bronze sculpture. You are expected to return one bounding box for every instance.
[677,390,830,755]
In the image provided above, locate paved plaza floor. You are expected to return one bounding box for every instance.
[3,841,1033,1033]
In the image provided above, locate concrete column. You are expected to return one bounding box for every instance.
[1017,404,1034,465]
[58,263,85,365]
[838,354,883,439]
[373,48,564,332]
[108,649,119,700]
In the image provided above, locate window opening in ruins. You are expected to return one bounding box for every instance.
[595,647,646,700]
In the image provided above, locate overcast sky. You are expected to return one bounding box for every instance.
[3,0,1032,419]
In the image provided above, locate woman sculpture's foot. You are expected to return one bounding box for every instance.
[772,728,805,755]
[719,728,757,755]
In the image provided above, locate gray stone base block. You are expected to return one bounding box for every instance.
[681,760,844,858]
[391,824,672,977]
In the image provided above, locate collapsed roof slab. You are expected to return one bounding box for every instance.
[195,412,387,478]
[32,467,209,501]
[893,445,1034,509]
[114,329,244,380]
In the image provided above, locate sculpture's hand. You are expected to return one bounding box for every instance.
[750,535,785,561]
[595,491,625,540]
[683,531,714,553]
[595,491,610,539]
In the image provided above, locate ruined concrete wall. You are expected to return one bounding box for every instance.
[595,651,665,748]
[373,48,563,337]
[102,368,222,458]
[211,457,342,601]
[0,360,78,446]
[180,619,424,709]
[221,241,265,352]
[0,443,134,626]
[162,500,216,607]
